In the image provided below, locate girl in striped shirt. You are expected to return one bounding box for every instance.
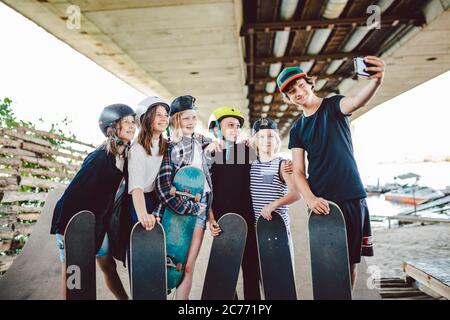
[250,118,301,260]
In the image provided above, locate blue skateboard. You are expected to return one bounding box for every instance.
[162,166,204,290]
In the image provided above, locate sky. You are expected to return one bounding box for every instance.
[352,71,450,164]
[1,2,449,166]
[0,3,146,145]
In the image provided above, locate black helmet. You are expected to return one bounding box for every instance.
[170,95,196,116]
[252,117,278,136]
[98,103,135,137]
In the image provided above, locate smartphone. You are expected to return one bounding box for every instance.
[354,57,376,77]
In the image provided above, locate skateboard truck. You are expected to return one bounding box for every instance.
[167,256,183,272]
[169,186,202,202]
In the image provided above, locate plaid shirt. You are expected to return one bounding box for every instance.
[153,134,213,217]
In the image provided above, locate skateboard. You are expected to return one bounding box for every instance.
[130,221,167,300]
[64,210,96,300]
[256,212,297,300]
[162,165,204,290]
[201,213,247,300]
[308,201,352,300]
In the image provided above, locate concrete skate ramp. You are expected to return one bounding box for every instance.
[0,188,131,300]
[0,188,64,300]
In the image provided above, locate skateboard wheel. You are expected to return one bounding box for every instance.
[194,194,201,202]
[176,263,183,272]
[169,186,176,196]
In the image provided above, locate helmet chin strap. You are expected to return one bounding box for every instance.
[110,133,132,158]
[214,120,232,161]
[112,135,125,146]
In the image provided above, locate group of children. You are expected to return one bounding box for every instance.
[50,55,385,300]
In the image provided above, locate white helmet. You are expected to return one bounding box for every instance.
[135,96,170,128]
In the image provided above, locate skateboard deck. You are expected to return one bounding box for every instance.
[308,201,352,300]
[256,212,297,300]
[162,165,204,290]
[130,222,167,300]
[64,210,96,300]
[201,213,247,300]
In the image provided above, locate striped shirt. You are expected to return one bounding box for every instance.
[250,157,290,228]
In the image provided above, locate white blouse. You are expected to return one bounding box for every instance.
[128,140,163,194]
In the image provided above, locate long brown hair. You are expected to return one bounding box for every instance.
[138,106,168,156]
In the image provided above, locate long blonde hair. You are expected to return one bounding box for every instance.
[169,111,186,143]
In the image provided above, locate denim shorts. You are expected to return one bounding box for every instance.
[56,233,110,263]
[195,193,210,230]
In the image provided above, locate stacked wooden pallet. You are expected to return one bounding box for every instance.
[403,259,450,300]
[0,126,94,269]
[375,277,436,300]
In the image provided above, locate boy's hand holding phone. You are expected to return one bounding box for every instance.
[354,56,385,84]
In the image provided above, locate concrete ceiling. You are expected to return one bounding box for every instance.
[3,0,247,125]
[346,1,450,120]
[2,0,450,134]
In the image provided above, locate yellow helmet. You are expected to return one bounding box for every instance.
[208,106,245,130]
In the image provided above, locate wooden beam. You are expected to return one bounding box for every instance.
[18,167,74,179]
[0,128,52,148]
[247,52,366,66]
[0,158,21,167]
[18,214,41,221]
[0,240,12,252]
[240,15,425,35]
[16,126,95,149]
[0,148,35,158]
[0,136,21,148]
[20,156,79,172]
[0,191,47,203]
[248,29,255,85]
[21,142,84,161]
[249,73,348,85]
[19,176,66,189]
[387,215,450,224]
[403,261,450,299]
[248,89,333,98]
[0,205,43,214]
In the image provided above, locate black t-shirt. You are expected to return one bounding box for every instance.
[288,95,366,202]
[50,147,123,249]
[210,143,257,222]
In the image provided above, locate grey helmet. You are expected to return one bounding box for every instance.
[98,103,135,137]
[135,96,170,128]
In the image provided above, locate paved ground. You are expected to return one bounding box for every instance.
[0,191,380,300]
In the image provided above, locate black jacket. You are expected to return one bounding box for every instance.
[50,146,124,251]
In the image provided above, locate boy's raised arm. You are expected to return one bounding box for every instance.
[340,56,385,116]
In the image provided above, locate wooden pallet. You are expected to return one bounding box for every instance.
[374,277,437,300]
[403,259,450,300]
